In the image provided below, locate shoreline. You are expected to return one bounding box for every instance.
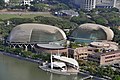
[0,51,41,64]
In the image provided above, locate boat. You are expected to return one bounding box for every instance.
[39,55,79,75]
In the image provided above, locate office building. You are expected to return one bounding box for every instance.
[74,0,96,11]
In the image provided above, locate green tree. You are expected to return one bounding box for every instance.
[7,18,33,25]
[34,16,78,29]
[100,12,120,26]
[109,17,120,26]
[90,14,108,26]
[51,3,69,11]
[70,12,95,25]
[4,47,15,53]
[0,45,5,51]
[69,42,80,48]
[0,0,5,9]
[13,48,22,55]
[96,67,104,77]
[104,66,114,77]
[21,51,32,58]
[32,3,50,11]
[111,27,120,44]
[113,75,120,80]
[32,53,50,61]
[95,17,108,26]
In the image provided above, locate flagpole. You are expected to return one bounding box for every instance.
[51,52,53,69]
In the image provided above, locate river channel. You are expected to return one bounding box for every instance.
[0,54,82,80]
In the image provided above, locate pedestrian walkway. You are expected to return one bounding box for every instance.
[80,75,93,80]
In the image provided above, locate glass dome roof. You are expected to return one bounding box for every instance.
[8,23,67,44]
[70,23,114,42]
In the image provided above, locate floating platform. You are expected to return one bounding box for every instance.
[39,65,79,75]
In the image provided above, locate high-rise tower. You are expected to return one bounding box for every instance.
[74,0,96,11]
[113,0,117,7]
[4,0,9,3]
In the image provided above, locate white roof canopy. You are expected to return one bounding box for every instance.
[52,62,66,68]
[52,55,79,69]
[37,44,65,49]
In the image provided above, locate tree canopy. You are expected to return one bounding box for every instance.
[0,0,5,9]
[34,16,78,29]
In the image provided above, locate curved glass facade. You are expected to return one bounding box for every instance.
[8,23,66,44]
[70,23,114,43]
[30,29,64,43]
[71,28,107,41]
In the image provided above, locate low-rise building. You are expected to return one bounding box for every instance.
[90,41,118,51]
[68,41,118,62]
[54,10,79,17]
[88,50,120,65]
[69,47,96,60]
[22,0,33,6]
[35,44,68,55]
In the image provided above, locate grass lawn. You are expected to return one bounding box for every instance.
[0,12,54,20]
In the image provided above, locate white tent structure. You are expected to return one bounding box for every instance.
[52,55,79,70]
[52,62,66,68]
[39,55,79,75]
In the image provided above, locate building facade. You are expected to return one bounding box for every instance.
[74,0,96,11]
[35,44,68,55]
[68,47,96,60]
[96,0,117,8]
[88,50,120,65]
[22,0,33,5]
[8,0,33,5]
[73,0,117,10]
